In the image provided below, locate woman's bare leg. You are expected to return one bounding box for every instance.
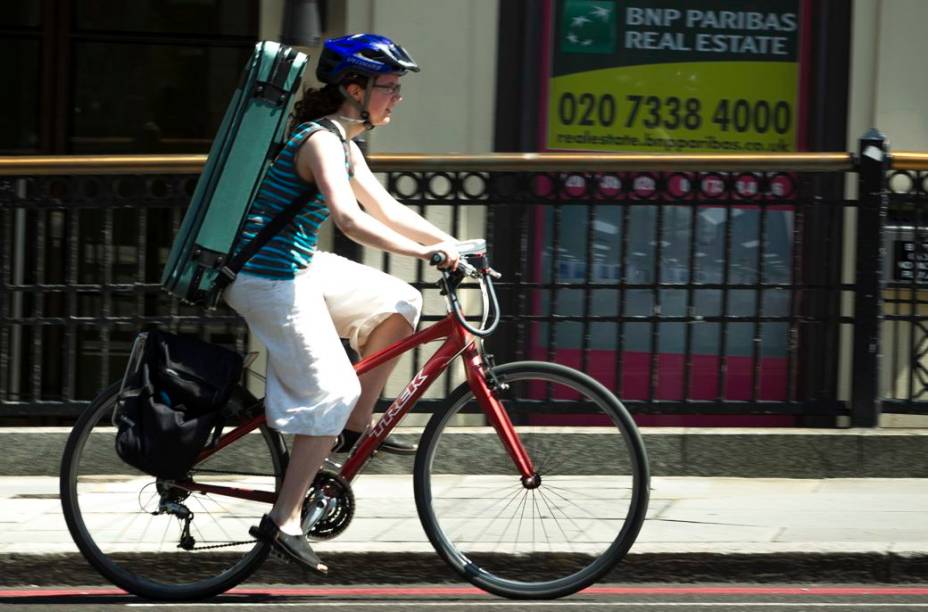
[344,313,414,432]
[267,434,333,539]
[267,315,410,530]
[265,313,412,560]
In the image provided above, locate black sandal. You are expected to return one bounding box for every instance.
[249,515,328,575]
[332,428,417,456]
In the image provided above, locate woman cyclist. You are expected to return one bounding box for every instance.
[223,33,461,573]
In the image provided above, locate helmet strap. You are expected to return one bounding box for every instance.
[338,82,377,131]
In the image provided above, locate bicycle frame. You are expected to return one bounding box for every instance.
[180,312,536,504]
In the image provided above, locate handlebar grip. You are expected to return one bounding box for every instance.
[429,251,447,266]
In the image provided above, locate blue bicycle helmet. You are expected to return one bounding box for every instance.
[316,33,419,130]
[317,33,419,84]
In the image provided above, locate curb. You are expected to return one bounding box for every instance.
[5,427,928,478]
[1,551,926,587]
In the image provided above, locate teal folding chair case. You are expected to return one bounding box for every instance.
[161,41,308,309]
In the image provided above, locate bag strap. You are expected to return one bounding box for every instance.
[206,415,225,448]
[213,119,348,290]
[215,187,319,287]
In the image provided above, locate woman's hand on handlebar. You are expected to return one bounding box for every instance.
[424,241,461,271]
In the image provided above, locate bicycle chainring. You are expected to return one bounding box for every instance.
[302,469,354,540]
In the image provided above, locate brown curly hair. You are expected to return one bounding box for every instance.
[290,75,368,133]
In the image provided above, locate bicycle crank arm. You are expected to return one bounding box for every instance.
[301,491,335,535]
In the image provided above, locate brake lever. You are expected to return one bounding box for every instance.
[458,260,479,278]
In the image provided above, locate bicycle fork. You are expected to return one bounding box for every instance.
[463,347,540,489]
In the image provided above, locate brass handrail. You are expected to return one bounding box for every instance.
[370,152,854,172]
[0,155,207,176]
[0,151,924,173]
[892,152,928,171]
[0,152,861,176]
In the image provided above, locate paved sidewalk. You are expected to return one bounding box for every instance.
[1,475,927,585]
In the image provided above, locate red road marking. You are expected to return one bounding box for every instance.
[2,585,928,599]
[0,587,127,598]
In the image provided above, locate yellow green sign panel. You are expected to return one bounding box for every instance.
[546,0,803,152]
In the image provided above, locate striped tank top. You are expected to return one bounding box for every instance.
[238,120,349,278]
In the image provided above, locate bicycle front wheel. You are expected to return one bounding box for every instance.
[60,382,287,601]
[414,361,649,599]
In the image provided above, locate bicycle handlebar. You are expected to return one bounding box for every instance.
[429,242,501,337]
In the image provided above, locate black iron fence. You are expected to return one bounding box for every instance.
[882,145,928,415]
[1,136,927,425]
[0,164,246,417]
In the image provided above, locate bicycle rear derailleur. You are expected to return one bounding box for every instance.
[151,480,197,550]
[152,498,196,550]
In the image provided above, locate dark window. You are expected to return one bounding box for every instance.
[0,1,40,27]
[72,43,251,153]
[0,1,42,153]
[0,38,41,153]
[75,0,257,36]
[4,0,259,155]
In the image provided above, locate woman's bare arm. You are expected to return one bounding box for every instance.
[296,132,459,266]
[348,142,457,245]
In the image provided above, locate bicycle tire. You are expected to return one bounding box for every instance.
[60,382,287,601]
[413,361,649,599]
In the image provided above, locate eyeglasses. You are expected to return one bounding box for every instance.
[372,83,402,96]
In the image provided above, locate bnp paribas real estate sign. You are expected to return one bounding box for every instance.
[543,0,808,152]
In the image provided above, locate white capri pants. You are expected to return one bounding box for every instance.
[224,251,423,436]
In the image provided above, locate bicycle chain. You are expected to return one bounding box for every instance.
[163,472,271,551]
[166,470,351,550]
[187,539,258,551]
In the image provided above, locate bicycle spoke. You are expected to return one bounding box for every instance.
[190,495,236,543]
[543,482,634,504]
[530,434,572,475]
[513,490,530,554]
[530,488,536,549]
[536,488,600,545]
[453,490,519,539]
[61,383,284,599]
[531,490,554,552]
[540,483,624,524]
[434,480,519,502]
[534,485,577,553]
[491,489,529,552]
[121,509,148,550]
[417,363,649,597]
[451,484,525,543]
[161,516,177,549]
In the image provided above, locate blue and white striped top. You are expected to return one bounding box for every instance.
[239,121,348,279]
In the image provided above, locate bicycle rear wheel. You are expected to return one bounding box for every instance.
[60,382,286,601]
[414,361,649,599]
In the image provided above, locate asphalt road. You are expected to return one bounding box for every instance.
[2,584,928,611]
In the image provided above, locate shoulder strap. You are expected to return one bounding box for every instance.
[212,119,348,291]
[314,117,354,177]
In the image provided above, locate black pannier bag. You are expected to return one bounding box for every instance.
[114,330,244,479]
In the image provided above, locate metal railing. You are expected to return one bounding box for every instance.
[881,148,928,415]
[1,135,925,424]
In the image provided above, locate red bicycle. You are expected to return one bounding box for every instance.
[60,241,649,600]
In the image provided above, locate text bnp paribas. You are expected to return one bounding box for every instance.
[625,8,798,56]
